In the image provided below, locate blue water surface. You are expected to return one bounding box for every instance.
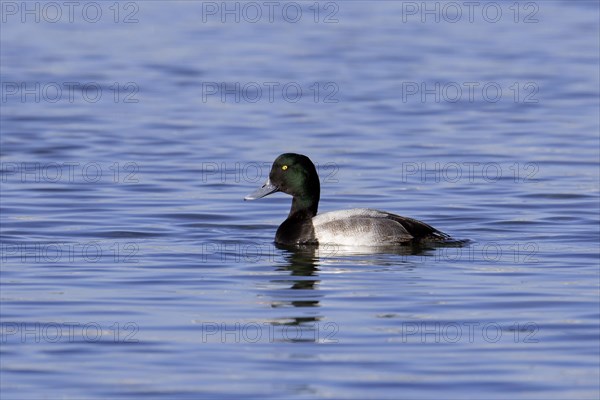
[1,1,599,399]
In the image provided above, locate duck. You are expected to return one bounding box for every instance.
[244,153,451,246]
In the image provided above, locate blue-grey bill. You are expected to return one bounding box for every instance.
[244,178,279,201]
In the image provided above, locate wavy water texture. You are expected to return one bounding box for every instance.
[1,2,599,399]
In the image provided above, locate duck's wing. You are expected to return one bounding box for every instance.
[312,208,449,246]
[379,211,451,241]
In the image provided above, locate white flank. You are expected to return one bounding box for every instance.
[312,208,412,246]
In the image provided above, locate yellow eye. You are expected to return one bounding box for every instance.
[282,165,288,171]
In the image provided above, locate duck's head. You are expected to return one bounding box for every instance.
[244,153,320,217]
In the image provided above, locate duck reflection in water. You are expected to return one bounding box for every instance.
[264,243,448,342]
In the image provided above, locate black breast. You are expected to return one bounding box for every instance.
[275,217,317,245]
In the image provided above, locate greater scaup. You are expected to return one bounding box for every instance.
[244,153,451,246]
